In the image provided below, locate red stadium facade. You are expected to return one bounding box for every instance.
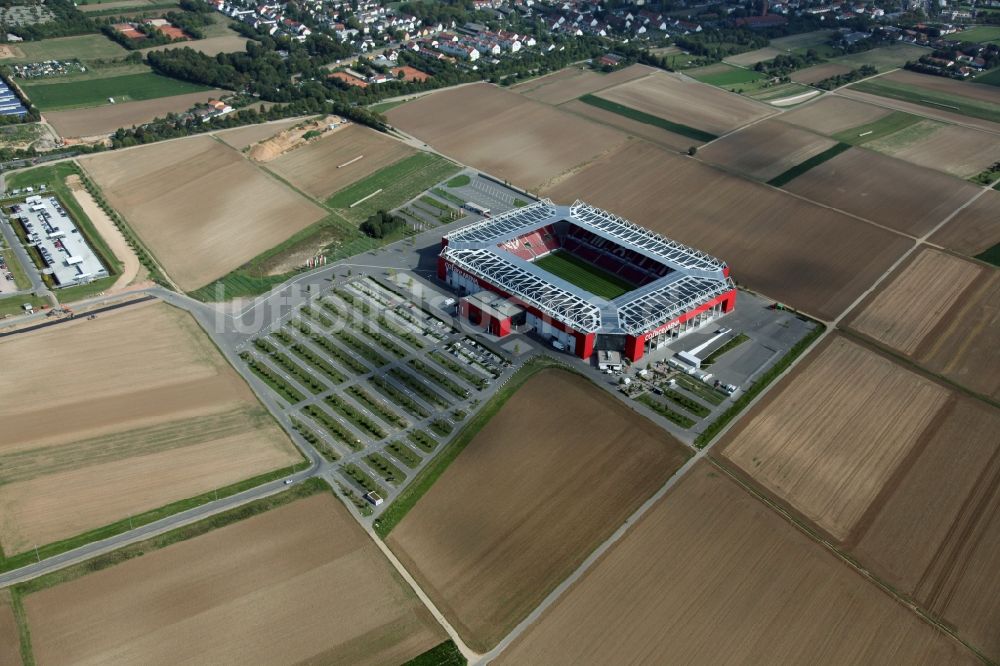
[438,200,736,362]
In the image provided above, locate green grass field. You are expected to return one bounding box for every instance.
[533,250,634,299]
[326,152,459,223]
[579,94,717,142]
[7,34,128,62]
[976,241,1000,267]
[829,44,929,70]
[850,77,1000,123]
[973,67,1000,87]
[687,63,765,88]
[832,110,925,144]
[21,72,213,111]
[769,30,835,51]
[954,25,1000,43]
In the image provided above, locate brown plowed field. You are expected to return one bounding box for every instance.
[216,117,307,150]
[594,70,776,135]
[849,248,981,353]
[25,492,445,666]
[558,97,695,151]
[510,64,654,105]
[848,396,1000,662]
[784,147,980,236]
[882,69,1000,104]
[0,301,299,553]
[387,368,689,652]
[699,119,837,181]
[848,248,1000,399]
[265,123,416,200]
[866,122,999,178]
[497,461,976,665]
[386,83,627,191]
[930,189,1000,256]
[140,34,248,56]
[791,63,854,84]
[0,592,20,666]
[81,136,326,291]
[780,95,891,134]
[720,336,949,541]
[541,140,913,320]
[46,90,226,138]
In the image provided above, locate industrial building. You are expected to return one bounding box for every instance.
[438,199,736,362]
[13,195,108,287]
[0,80,27,117]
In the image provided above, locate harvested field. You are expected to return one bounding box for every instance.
[699,119,837,181]
[216,116,309,150]
[46,90,226,138]
[839,87,1000,134]
[386,83,627,191]
[847,248,1000,399]
[930,189,1000,256]
[723,46,783,66]
[140,34,248,56]
[864,121,999,178]
[784,147,980,236]
[847,395,1000,662]
[510,64,653,105]
[848,248,981,353]
[497,461,975,666]
[387,368,688,652]
[0,592,20,666]
[266,123,416,200]
[595,70,775,135]
[780,95,891,134]
[881,69,1000,105]
[25,492,445,666]
[791,62,854,84]
[542,140,913,320]
[81,136,326,291]
[0,301,299,553]
[720,336,949,541]
[558,97,695,152]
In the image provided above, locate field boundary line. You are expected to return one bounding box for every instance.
[706,457,993,664]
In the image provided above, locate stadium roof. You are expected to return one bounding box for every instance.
[441,200,734,336]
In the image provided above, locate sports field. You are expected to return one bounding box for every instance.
[534,250,634,299]
[21,72,213,111]
[0,34,127,62]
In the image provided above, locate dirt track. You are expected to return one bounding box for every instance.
[930,189,1000,256]
[388,369,688,652]
[25,492,445,666]
[497,461,976,665]
[66,174,144,291]
[0,302,299,553]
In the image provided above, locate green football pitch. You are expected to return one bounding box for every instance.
[533,250,635,300]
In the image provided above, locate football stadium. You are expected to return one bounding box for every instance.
[438,200,736,362]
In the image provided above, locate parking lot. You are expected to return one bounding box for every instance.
[239,273,513,516]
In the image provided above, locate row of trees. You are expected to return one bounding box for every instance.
[814,64,877,90]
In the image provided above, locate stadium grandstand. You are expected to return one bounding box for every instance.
[438,199,736,362]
